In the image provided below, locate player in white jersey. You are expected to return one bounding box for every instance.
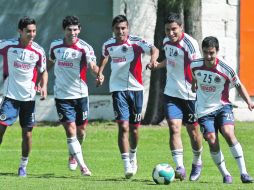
[147,12,203,181]
[0,16,48,177]
[97,15,159,178]
[48,16,98,176]
[191,36,254,184]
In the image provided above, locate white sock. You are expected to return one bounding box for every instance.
[20,157,28,169]
[67,137,86,169]
[210,150,230,177]
[171,149,184,168]
[192,147,203,165]
[230,142,247,174]
[121,153,131,168]
[129,148,137,161]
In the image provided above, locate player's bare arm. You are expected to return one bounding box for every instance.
[236,84,254,111]
[39,70,48,100]
[96,55,109,86]
[90,61,99,76]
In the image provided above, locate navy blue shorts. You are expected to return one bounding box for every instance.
[55,97,88,126]
[112,91,143,126]
[198,105,234,135]
[164,95,197,126]
[0,97,35,128]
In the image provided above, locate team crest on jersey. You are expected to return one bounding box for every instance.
[121,45,128,53]
[214,76,221,83]
[29,53,35,60]
[71,52,77,58]
[0,114,6,121]
[197,72,201,77]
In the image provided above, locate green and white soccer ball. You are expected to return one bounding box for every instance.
[152,163,175,185]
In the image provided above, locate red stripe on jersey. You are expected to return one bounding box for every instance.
[32,66,38,88]
[0,46,10,80]
[221,80,230,104]
[129,44,143,85]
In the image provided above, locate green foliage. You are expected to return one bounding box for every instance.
[0,122,253,190]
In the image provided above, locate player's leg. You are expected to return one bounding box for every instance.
[129,90,143,176]
[183,100,203,181]
[164,95,186,180]
[75,97,91,175]
[198,112,232,183]
[219,105,253,183]
[0,125,7,145]
[19,100,36,177]
[112,91,132,178]
[55,99,91,176]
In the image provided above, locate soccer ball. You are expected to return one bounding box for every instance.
[152,163,175,185]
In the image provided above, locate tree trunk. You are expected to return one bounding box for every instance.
[143,0,202,125]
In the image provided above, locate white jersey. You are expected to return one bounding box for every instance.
[102,35,153,92]
[0,39,46,101]
[191,58,241,118]
[49,38,96,99]
[163,33,201,100]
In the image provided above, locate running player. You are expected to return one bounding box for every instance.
[191,36,253,184]
[96,15,159,178]
[0,16,48,177]
[147,12,203,181]
[48,15,98,176]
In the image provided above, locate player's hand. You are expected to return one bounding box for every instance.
[146,61,158,70]
[247,102,254,111]
[96,73,104,87]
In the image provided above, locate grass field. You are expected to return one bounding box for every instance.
[0,121,254,190]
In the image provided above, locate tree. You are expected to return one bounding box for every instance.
[143,0,202,124]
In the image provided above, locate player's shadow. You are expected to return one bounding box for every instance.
[0,172,17,177]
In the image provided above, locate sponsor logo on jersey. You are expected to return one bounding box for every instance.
[214,76,221,83]
[112,57,126,63]
[14,61,30,70]
[58,61,73,67]
[0,114,6,121]
[167,59,176,67]
[200,84,216,92]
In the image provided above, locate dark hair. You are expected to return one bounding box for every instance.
[112,15,128,27]
[18,16,36,30]
[202,36,219,51]
[62,16,81,29]
[165,12,182,25]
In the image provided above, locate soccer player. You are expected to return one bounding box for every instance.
[96,15,159,178]
[191,36,254,184]
[147,12,203,181]
[0,16,48,177]
[48,16,98,176]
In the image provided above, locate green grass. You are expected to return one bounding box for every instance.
[0,121,254,190]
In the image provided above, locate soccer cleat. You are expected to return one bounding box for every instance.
[124,166,134,179]
[223,175,232,184]
[68,156,78,171]
[189,164,202,181]
[18,167,27,177]
[130,158,138,175]
[241,174,254,183]
[175,166,186,181]
[81,166,92,176]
